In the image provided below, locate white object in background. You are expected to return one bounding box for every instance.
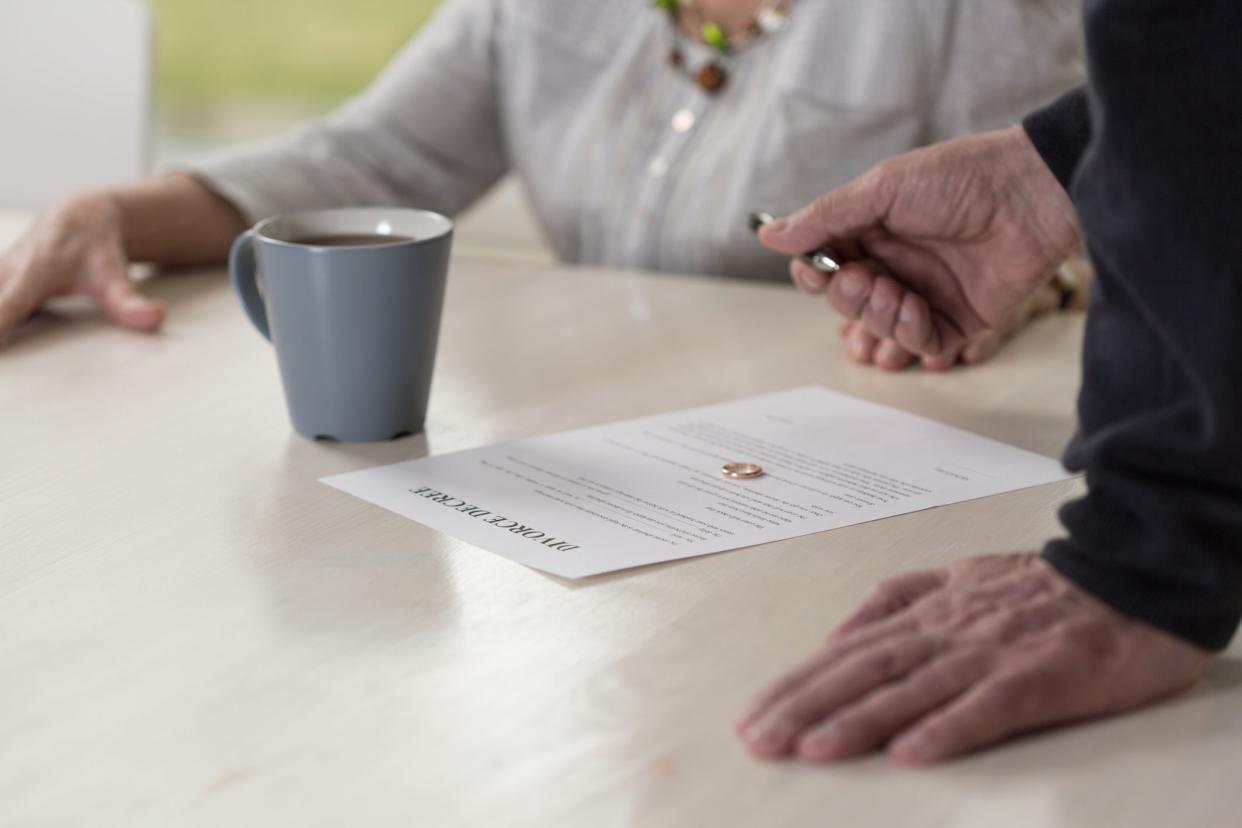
[0,0,152,209]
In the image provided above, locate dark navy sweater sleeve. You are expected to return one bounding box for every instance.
[1038,0,1242,650]
[1022,87,1091,191]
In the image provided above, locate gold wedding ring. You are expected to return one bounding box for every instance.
[722,462,765,480]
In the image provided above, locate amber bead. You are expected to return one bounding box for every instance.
[668,47,683,67]
[696,62,727,93]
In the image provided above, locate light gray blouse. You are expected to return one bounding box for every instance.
[194,0,1084,281]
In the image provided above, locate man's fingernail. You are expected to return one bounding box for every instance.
[892,732,930,762]
[743,727,772,754]
[899,303,918,325]
[840,273,865,299]
[766,218,788,233]
[744,720,791,754]
[738,700,764,724]
[743,721,772,743]
[799,724,845,761]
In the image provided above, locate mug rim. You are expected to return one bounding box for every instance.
[252,207,454,250]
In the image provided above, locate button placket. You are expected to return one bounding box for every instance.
[621,94,709,268]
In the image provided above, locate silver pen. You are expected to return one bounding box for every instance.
[748,210,842,274]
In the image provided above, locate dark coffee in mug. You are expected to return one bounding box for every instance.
[293,233,416,246]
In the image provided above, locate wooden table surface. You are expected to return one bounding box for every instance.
[2,213,1241,827]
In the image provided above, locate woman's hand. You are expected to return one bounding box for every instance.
[0,174,248,349]
[0,192,165,344]
[835,279,1064,371]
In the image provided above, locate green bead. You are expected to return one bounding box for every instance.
[653,0,678,12]
[701,21,730,52]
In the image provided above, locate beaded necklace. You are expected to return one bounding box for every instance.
[653,0,792,94]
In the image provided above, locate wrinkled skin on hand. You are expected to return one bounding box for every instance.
[0,193,164,345]
[738,554,1210,765]
[761,127,1082,359]
[836,279,1063,372]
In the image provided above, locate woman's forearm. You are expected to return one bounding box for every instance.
[108,172,248,266]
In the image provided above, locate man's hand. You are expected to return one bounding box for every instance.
[737,554,1209,765]
[761,127,1082,358]
[838,279,1064,371]
[0,192,166,345]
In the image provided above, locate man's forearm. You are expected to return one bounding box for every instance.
[1022,87,1091,191]
[1042,0,1242,650]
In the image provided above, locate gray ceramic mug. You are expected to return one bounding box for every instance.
[229,207,453,442]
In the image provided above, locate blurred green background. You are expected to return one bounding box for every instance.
[150,0,441,138]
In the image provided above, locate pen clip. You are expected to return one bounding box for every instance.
[748,210,842,274]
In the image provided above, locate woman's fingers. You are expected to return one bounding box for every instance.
[98,278,166,331]
[0,264,40,342]
[840,322,941,372]
[87,249,166,332]
[921,350,959,371]
[874,338,914,371]
[842,320,880,364]
[0,194,161,348]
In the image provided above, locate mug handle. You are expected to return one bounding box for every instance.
[229,229,271,341]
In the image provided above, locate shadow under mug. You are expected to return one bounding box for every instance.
[229,207,453,442]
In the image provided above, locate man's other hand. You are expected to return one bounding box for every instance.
[737,554,1209,765]
[762,127,1081,359]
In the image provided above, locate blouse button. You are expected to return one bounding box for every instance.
[672,108,696,133]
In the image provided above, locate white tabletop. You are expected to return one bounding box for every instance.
[0,211,29,245]
[2,222,1241,826]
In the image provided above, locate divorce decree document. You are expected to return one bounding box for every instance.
[322,386,1071,578]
